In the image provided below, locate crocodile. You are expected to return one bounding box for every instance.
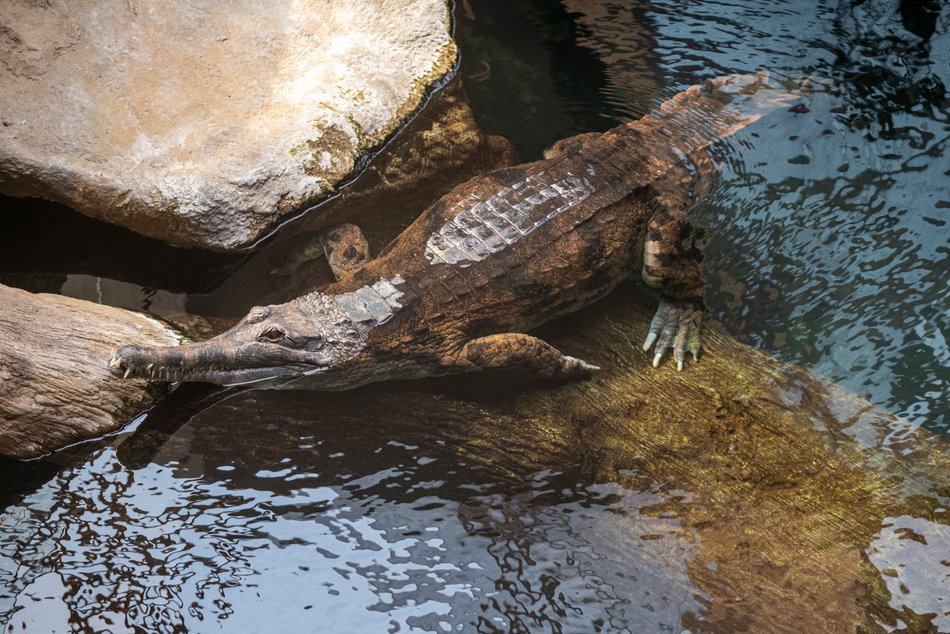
[110,73,800,390]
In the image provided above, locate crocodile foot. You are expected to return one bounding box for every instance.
[642,299,703,371]
[460,333,599,380]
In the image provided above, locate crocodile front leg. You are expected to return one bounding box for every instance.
[641,210,705,371]
[457,333,599,380]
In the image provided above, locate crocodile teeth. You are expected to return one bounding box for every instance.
[109,355,122,369]
[124,366,133,379]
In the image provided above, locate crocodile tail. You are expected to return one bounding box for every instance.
[628,72,802,199]
[640,72,802,152]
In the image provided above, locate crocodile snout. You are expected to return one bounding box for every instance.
[109,344,146,379]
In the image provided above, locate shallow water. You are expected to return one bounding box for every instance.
[1,0,949,632]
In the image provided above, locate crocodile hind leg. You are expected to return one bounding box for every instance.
[270,223,371,281]
[641,210,706,371]
[318,223,371,280]
[458,333,599,380]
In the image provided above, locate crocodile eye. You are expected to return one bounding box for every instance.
[259,327,285,343]
[306,337,326,352]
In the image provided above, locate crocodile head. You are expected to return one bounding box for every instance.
[109,292,367,387]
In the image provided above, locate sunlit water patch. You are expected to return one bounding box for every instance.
[867,515,950,631]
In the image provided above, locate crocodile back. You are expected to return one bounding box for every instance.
[362,143,657,340]
[329,73,799,353]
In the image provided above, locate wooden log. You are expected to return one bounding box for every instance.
[0,283,180,459]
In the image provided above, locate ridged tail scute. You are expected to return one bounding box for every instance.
[643,72,802,153]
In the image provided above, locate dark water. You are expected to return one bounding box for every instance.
[1,0,949,632]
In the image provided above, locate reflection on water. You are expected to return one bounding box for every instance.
[1,0,949,631]
[867,515,950,632]
[1,429,700,632]
[643,0,949,432]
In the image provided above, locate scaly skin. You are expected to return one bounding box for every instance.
[110,73,800,389]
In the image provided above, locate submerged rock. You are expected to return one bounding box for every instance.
[0,0,457,251]
[0,284,180,459]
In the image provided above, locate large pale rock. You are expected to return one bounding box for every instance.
[0,284,181,459]
[0,0,457,251]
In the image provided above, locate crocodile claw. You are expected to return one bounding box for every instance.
[563,356,601,375]
[643,299,703,370]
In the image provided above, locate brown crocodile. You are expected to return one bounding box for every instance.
[110,74,800,389]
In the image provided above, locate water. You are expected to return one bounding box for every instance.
[460,0,949,433]
[0,432,700,632]
[2,0,949,631]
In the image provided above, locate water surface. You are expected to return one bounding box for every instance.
[1,0,948,631]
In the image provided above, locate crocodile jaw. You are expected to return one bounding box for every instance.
[109,341,330,387]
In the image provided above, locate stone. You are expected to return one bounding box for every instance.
[0,0,457,251]
[0,283,181,459]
